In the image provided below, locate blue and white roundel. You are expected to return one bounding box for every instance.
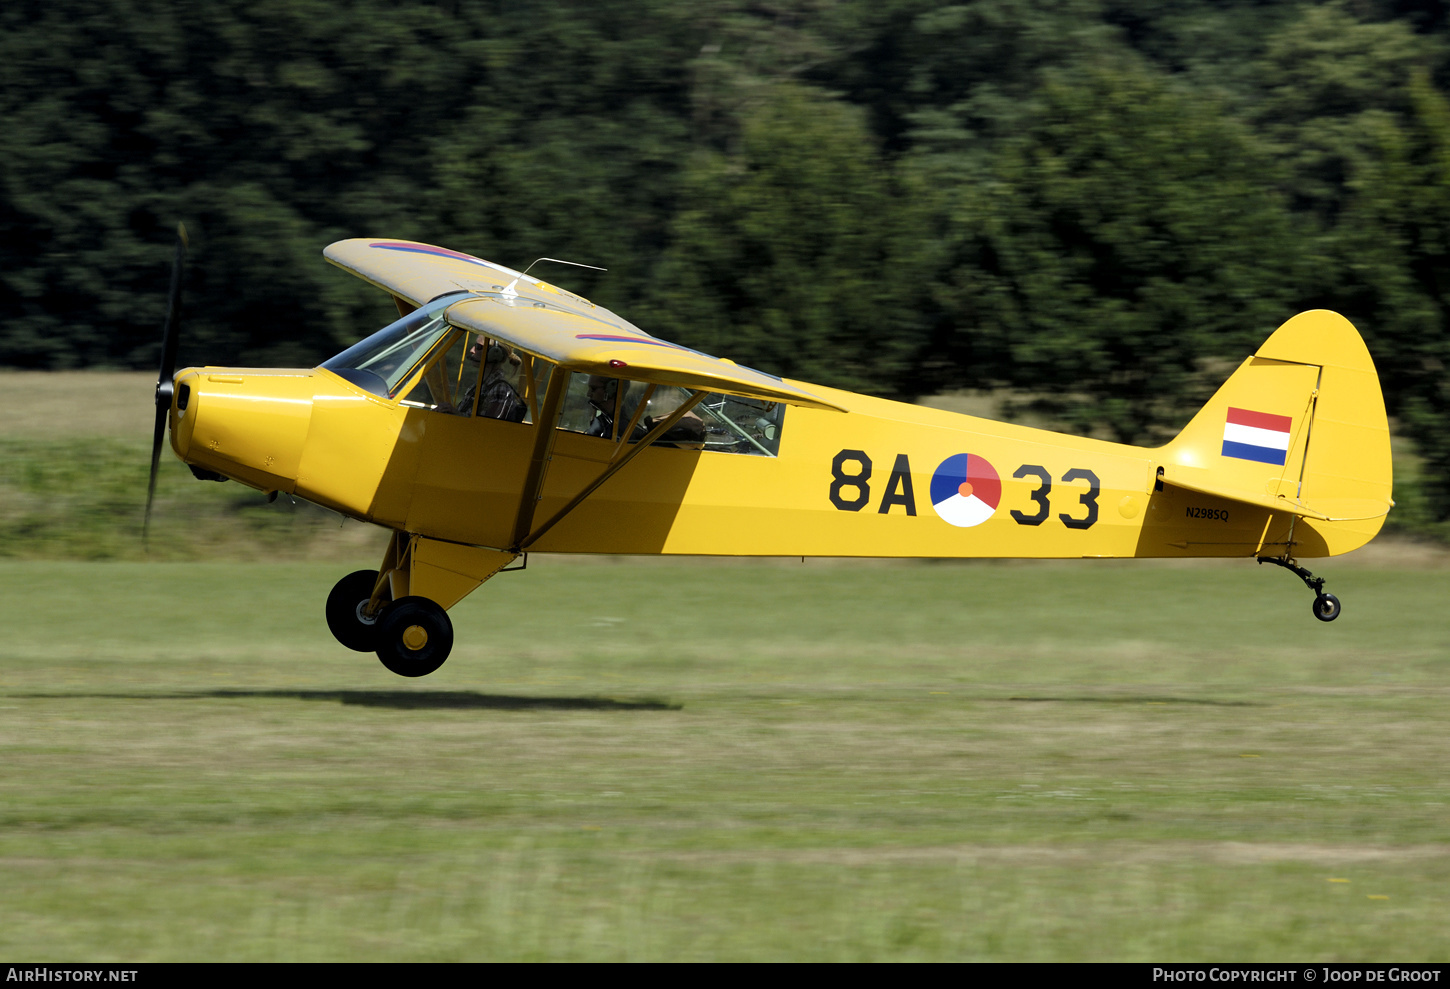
[929,454,1002,528]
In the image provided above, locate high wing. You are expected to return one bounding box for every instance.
[441,296,843,409]
[325,238,596,311]
[324,238,845,411]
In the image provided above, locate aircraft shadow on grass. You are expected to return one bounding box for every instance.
[8,689,681,711]
[11,688,1261,709]
[999,695,1261,707]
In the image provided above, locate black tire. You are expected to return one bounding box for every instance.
[375,596,454,677]
[1312,592,1341,623]
[326,569,386,652]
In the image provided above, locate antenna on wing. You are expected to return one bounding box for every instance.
[502,257,607,298]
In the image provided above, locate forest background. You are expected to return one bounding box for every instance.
[3,0,1450,540]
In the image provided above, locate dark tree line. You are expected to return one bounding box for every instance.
[2,0,1449,529]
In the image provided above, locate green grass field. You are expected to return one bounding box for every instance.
[2,556,1447,961]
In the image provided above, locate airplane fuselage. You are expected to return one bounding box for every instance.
[169,361,1378,563]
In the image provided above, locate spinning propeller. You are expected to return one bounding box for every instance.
[143,223,188,546]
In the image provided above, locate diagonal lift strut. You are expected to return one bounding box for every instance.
[507,378,706,554]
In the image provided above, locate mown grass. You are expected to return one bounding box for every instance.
[1,558,1447,960]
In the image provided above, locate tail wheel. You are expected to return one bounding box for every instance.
[326,569,387,651]
[1312,592,1342,623]
[376,597,453,677]
[1259,557,1344,624]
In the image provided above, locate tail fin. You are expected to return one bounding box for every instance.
[1159,310,1393,557]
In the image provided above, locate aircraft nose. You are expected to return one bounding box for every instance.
[168,369,200,460]
[173,368,317,493]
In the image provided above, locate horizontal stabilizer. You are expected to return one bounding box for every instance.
[1160,467,1333,521]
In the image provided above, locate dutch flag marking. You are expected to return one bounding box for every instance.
[1221,407,1293,466]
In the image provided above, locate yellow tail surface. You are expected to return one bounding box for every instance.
[1158,310,1393,558]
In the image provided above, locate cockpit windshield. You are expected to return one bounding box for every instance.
[320,291,470,398]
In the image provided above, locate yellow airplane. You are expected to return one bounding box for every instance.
[146,233,1394,677]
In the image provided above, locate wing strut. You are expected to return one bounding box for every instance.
[509,369,571,551]
[516,390,708,552]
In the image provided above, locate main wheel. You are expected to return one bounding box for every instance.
[1312,592,1341,623]
[375,596,454,677]
[326,569,387,651]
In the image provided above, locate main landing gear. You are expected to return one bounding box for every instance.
[324,533,519,677]
[326,569,455,677]
[1257,556,1341,622]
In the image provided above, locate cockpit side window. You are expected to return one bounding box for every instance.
[395,328,537,425]
[401,329,472,413]
[472,338,529,423]
[558,372,644,439]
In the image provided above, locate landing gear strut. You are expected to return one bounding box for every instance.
[1257,556,1341,622]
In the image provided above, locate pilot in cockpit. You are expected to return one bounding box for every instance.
[468,338,527,422]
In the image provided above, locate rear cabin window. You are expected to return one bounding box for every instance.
[556,371,784,455]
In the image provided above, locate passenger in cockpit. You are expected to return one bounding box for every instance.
[586,375,641,440]
[587,376,703,446]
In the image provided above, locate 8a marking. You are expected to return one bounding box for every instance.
[828,450,872,511]
[830,450,1100,530]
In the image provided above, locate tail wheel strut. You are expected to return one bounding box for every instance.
[1257,556,1341,623]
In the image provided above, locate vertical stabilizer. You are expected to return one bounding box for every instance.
[1160,310,1392,557]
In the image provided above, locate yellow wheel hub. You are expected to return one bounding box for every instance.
[402,625,429,651]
